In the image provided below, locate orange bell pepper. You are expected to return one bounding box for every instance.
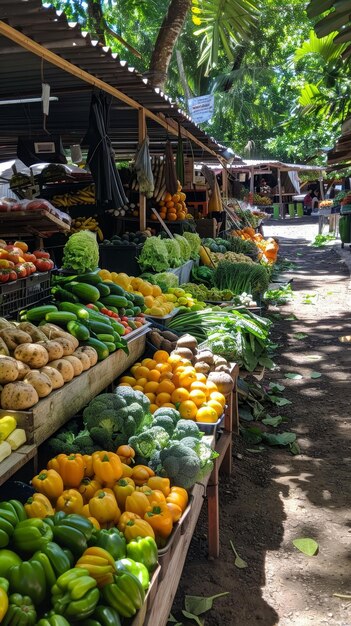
[78,477,102,503]
[88,516,100,530]
[166,502,182,523]
[117,511,141,533]
[83,454,94,478]
[31,468,63,501]
[121,463,133,478]
[137,486,166,506]
[92,451,123,484]
[24,493,54,518]
[147,476,170,497]
[113,478,135,510]
[125,491,150,517]
[81,504,91,518]
[123,518,155,542]
[47,453,85,488]
[88,489,121,525]
[166,486,189,513]
[131,465,155,486]
[56,489,84,514]
[116,444,136,465]
[144,503,173,542]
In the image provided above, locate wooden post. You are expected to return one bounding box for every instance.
[138,107,147,232]
[249,166,255,199]
[222,165,228,200]
[277,168,284,219]
[319,176,325,200]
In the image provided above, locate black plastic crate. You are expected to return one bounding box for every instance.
[0,280,25,319]
[24,272,51,309]
[99,244,142,276]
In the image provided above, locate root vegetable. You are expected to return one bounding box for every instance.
[54,337,76,356]
[48,359,75,382]
[172,347,194,361]
[208,371,234,396]
[24,371,52,398]
[161,330,180,342]
[176,334,198,351]
[73,350,91,371]
[17,322,48,343]
[195,350,214,365]
[0,356,19,384]
[194,361,211,374]
[14,343,49,368]
[1,381,39,410]
[16,361,31,381]
[40,366,65,389]
[0,328,32,351]
[63,355,83,376]
[38,340,64,361]
[74,346,98,367]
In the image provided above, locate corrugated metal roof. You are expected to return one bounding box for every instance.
[228,159,324,172]
[0,0,239,162]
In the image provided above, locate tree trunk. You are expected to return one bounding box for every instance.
[146,0,192,90]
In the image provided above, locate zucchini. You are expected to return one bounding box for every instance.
[52,287,79,303]
[97,333,115,343]
[101,295,129,308]
[87,320,114,335]
[82,338,109,361]
[75,273,102,286]
[71,283,100,303]
[97,283,111,298]
[103,282,126,296]
[67,320,90,340]
[45,311,77,325]
[26,305,58,322]
[105,342,117,353]
[58,302,90,320]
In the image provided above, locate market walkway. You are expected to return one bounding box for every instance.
[173,218,351,626]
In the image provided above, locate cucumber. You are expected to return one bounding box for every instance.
[103,282,126,296]
[105,342,117,353]
[58,302,90,320]
[52,287,79,303]
[82,338,109,361]
[71,283,100,303]
[133,295,145,308]
[26,305,58,322]
[133,306,141,316]
[108,306,118,314]
[87,320,114,335]
[101,295,129,308]
[82,307,113,322]
[110,320,125,335]
[45,311,77,325]
[125,309,134,317]
[97,283,111,298]
[75,273,102,286]
[63,281,80,292]
[94,301,105,311]
[128,320,137,330]
[67,320,90,340]
[97,333,115,343]
[112,331,123,342]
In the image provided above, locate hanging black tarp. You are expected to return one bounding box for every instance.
[82,91,127,211]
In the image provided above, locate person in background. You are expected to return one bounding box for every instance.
[259,178,271,196]
[303,189,313,215]
[311,190,319,214]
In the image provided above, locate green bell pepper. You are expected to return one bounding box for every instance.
[91,528,126,560]
[12,518,53,554]
[56,514,94,540]
[7,559,46,606]
[41,542,71,577]
[32,551,57,588]
[36,613,71,626]
[0,576,9,591]
[52,525,88,559]
[0,549,21,577]
[116,558,149,590]
[80,606,122,626]
[8,500,27,522]
[2,593,37,626]
[0,502,20,526]
[126,536,158,571]
[51,567,99,622]
[101,572,145,618]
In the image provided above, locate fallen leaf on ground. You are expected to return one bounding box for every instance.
[230,540,248,569]
[293,538,319,556]
[285,373,303,379]
[310,371,322,378]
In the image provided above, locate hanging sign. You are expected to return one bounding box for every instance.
[188,94,214,123]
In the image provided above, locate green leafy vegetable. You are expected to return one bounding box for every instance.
[138,236,169,272]
[213,261,270,295]
[184,592,229,615]
[183,231,201,259]
[62,230,99,273]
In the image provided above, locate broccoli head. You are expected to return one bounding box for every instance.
[173,419,202,440]
[84,408,122,437]
[148,449,162,473]
[158,444,201,489]
[129,431,158,459]
[49,429,97,455]
[153,407,180,425]
[152,415,176,437]
[115,387,150,414]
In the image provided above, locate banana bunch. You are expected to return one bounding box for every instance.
[53,185,95,208]
[70,216,104,241]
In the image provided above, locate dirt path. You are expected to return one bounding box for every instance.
[172,218,351,626]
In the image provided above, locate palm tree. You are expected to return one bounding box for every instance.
[307,0,351,61]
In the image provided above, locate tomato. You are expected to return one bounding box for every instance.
[120,321,129,327]
[134,321,143,328]
[14,264,27,278]
[124,329,131,334]
[100,308,109,315]
[8,270,17,282]
[35,258,54,271]
[7,253,23,264]
[0,260,13,268]
[23,253,37,263]
[86,304,97,310]
[0,270,10,283]
[121,316,129,322]
[4,245,23,255]
[23,262,36,274]
[33,250,50,259]
[14,241,28,253]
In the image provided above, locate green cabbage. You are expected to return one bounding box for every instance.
[154,272,179,292]
[138,236,169,272]
[175,234,191,262]
[163,238,181,267]
[62,230,99,273]
[183,232,201,259]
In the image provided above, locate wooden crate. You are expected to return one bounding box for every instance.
[130,565,161,626]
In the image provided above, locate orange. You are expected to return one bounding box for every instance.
[136,378,148,388]
[150,403,158,414]
[159,372,173,381]
[157,380,175,395]
[179,367,197,388]
[142,358,157,370]
[155,363,172,374]
[210,391,226,408]
[156,392,172,406]
[207,399,224,418]
[154,350,170,364]
[172,374,181,388]
[190,381,208,394]
[145,392,156,403]
[179,400,198,420]
[164,192,172,202]
[119,376,136,387]
[206,380,218,394]
[162,403,176,409]
[133,386,144,392]
[130,363,141,377]
[171,387,190,404]
[189,389,207,407]
[195,373,207,383]
[144,381,159,394]
[196,406,218,423]
[168,354,183,367]
[167,214,177,221]
[134,366,150,380]
[148,369,161,383]
[118,383,132,387]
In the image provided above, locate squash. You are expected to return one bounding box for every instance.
[14,343,49,369]
[40,366,65,389]
[1,381,39,410]
[63,355,83,377]
[24,371,52,398]
[48,359,75,382]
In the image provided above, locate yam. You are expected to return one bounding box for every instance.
[16,361,31,381]
[176,334,198,351]
[1,381,39,410]
[48,359,75,382]
[63,355,83,376]
[195,350,214,365]
[194,361,211,374]
[38,340,64,361]
[0,328,32,351]
[73,350,91,371]
[40,366,65,389]
[171,347,194,362]
[24,371,52,398]
[75,346,98,367]
[0,356,19,384]
[14,343,49,368]
[17,322,48,343]
[161,330,179,343]
[54,337,76,356]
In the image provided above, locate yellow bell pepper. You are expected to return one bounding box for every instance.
[0,579,9,621]
[0,415,17,442]
[24,493,54,518]
[125,491,150,517]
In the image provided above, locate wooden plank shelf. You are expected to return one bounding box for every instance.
[0,444,37,487]
[0,210,70,237]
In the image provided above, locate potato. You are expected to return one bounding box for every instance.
[176,334,198,351]
[38,340,64,361]
[24,370,52,398]
[14,343,49,369]
[16,361,31,381]
[54,337,76,356]
[63,333,79,350]
[195,350,214,365]
[63,355,83,377]
[208,371,234,396]
[0,318,14,330]
[40,366,65,389]
[75,346,98,367]
[1,381,39,410]
[0,328,32,351]
[172,347,194,362]
[73,350,91,371]
[0,337,9,356]
[48,359,75,382]
[0,356,19,384]
[40,323,68,340]
[194,361,211,374]
[17,322,48,343]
